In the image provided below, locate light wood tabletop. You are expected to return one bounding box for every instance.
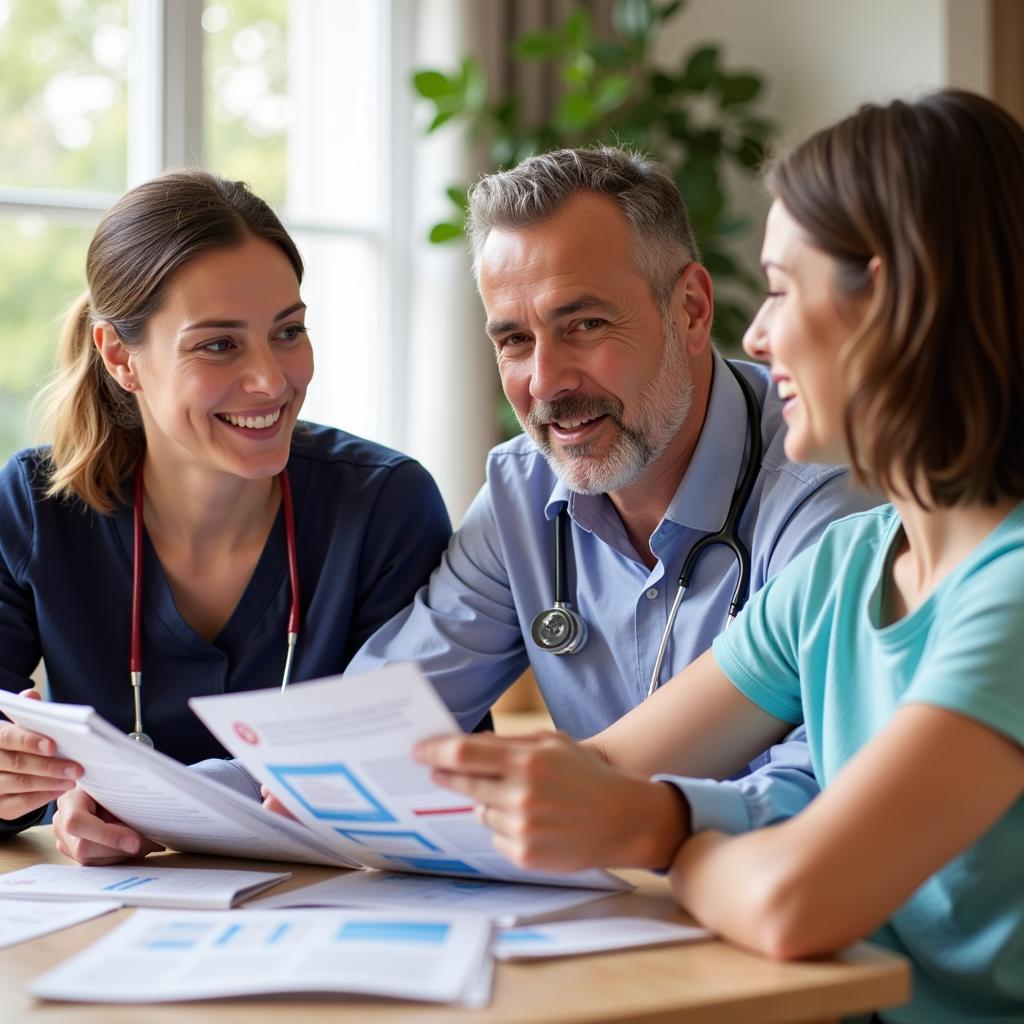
[0,827,910,1024]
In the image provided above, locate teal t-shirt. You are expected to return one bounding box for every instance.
[713,503,1024,1024]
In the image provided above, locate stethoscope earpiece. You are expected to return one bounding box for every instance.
[530,602,588,656]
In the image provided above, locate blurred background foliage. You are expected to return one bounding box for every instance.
[413,0,775,351]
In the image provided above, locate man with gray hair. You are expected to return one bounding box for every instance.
[350,146,876,834]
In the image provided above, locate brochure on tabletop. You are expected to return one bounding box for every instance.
[189,664,629,891]
[0,863,289,910]
[30,907,494,1006]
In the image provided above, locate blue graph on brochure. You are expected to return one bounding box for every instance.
[379,855,482,876]
[265,763,397,822]
[335,828,441,853]
[336,921,450,944]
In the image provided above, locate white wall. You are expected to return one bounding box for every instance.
[653,0,992,272]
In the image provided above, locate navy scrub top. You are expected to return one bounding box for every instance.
[0,423,451,829]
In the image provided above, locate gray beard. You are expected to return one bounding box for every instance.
[523,320,694,495]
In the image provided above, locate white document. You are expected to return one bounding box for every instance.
[0,898,120,949]
[190,665,629,892]
[30,907,494,1005]
[0,864,288,910]
[0,690,358,869]
[494,916,711,960]
[250,869,617,924]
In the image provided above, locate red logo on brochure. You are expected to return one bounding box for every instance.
[233,721,260,746]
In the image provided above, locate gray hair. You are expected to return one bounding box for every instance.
[466,146,700,302]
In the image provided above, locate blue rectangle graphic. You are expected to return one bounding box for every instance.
[336,921,450,944]
[266,764,396,823]
[101,876,156,892]
[380,855,481,876]
[336,829,440,852]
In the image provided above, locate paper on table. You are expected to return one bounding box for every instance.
[494,916,711,960]
[0,864,289,910]
[30,907,494,1005]
[0,689,357,868]
[190,664,629,891]
[249,869,617,924]
[0,898,120,949]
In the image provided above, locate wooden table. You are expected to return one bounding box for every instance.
[0,828,909,1024]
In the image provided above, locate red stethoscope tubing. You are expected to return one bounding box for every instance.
[128,462,301,743]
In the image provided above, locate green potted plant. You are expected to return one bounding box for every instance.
[413,0,775,351]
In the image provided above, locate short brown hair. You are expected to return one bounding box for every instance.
[36,170,303,514]
[466,146,699,305]
[768,90,1024,507]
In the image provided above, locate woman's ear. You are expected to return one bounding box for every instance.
[93,323,139,392]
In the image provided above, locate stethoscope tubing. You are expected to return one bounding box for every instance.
[128,461,301,745]
[535,361,764,698]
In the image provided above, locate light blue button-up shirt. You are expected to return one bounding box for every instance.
[350,354,880,834]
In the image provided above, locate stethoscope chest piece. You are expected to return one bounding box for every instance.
[531,602,588,655]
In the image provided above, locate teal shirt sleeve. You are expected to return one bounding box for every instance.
[711,542,816,725]
[901,550,1024,746]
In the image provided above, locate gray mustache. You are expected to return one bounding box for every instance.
[526,395,624,432]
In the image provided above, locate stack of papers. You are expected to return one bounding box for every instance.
[29,908,494,1005]
[0,898,119,949]
[494,917,710,960]
[251,869,616,924]
[0,863,289,910]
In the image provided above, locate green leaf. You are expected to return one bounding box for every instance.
[513,30,563,60]
[412,70,453,99]
[655,0,686,21]
[462,58,487,110]
[429,222,464,244]
[682,45,720,91]
[731,134,767,170]
[445,186,468,210]
[565,8,592,50]
[429,110,459,132]
[613,0,654,43]
[588,40,631,64]
[716,73,761,107]
[596,73,632,113]
[556,92,597,131]
[650,71,677,96]
[711,297,754,352]
[676,154,723,227]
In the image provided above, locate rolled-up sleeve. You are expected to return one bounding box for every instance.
[654,726,819,835]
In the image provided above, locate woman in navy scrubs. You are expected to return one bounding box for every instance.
[0,170,451,860]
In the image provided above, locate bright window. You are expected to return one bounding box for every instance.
[0,0,407,460]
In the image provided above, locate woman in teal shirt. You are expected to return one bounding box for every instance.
[413,90,1024,1022]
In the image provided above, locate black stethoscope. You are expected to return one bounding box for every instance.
[530,360,764,697]
[127,462,301,746]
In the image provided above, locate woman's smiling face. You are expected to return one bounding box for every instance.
[115,234,313,482]
[743,199,868,467]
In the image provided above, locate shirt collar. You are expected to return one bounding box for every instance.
[542,350,758,535]
[664,350,755,532]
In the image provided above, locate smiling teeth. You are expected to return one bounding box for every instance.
[555,416,595,430]
[777,381,798,400]
[222,407,282,429]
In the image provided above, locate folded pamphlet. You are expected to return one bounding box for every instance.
[190,664,629,892]
[0,690,358,869]
[0,863,288,910]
